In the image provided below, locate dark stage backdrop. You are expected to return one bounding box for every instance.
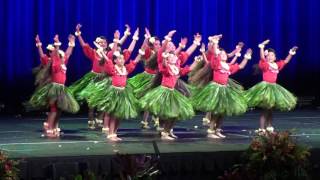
[0,0,320,113]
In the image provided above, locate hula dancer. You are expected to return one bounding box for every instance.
[88,39,143,141]
[245,39,298,134]
[69,24,131,129]
[192,35,252,139]
[88,28,140,141]
[128,28,162,129]
[140,30,202,140]
[189,41,244,127]
[28,34,79,138]
[93,28,138,133]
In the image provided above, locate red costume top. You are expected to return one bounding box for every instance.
[259,59,286,83]
[157,49,191,89]
[211,55,240,85]
[143,47,157,74]
[41,53,69,85]
[82,43,107,73]
[104,60,137,87]
[107,49,132,63]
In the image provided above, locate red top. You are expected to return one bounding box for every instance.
[211,55,240,85]
[259,59,286,83]
[157,49,191,89]
[82,44,108,73]
[104,60,137,87]
[41,53,69,85]
[143,47,158,74]
[40,55,50,65]
[107,49,132,63]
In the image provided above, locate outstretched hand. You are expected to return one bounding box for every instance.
[114,30,120,39]
[167,30,176,37]
[261,39,270,45]
[68,34,75,43]
[180,37,188,46]
[133,28,139,37]
[76,24,82,32]
[194,33,202,42]
[54,34,60,42]
[200,43,206,53]
[35,34,40,43]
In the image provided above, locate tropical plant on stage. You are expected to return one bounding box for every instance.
[218,130,311,180]
[0,151,19,180]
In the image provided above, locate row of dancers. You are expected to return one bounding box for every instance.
[26,24,298,141]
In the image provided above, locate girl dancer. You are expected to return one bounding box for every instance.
[245,39,298,133]
[189,41,244,127]
[192,35,252,139]
[28,34,79,137]
[88,29,141,141]
[140,30,202,140]
[128,28,162,129]
[69,24,131,129]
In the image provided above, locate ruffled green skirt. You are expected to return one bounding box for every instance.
[27,83,80,113]
[140,86,195,120]
[88,85,140,120]
[78,76,112,104]
[245,81,297,111]
[128,72,156,98]
[191,82,247,116]
[68,72,98,101]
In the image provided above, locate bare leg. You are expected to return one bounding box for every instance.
[108,116,115,135]
[143,111,150,122]
[203,112,211,125]
[207,114,220,138]
[260,110,268,129]
[47,112,56,130]
[108,116,122,141]
[88,108,95,121]
[267,109,273,127]
[141,111,150,129]
[215,116,226,138]
[45,101,58,138]
[156,118,164,131]
[215,115,223,129]
[87,107,96,129]
[160,120,174,140]
[96,111,104,127]
[169,120,177,138]
[114,118,121,134]
[103,113,110,132]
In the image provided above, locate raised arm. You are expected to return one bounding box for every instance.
[284,46,298,64]
[228,42,244,58]
[190,56,203,71]
[258,39,270,59]
[119,24,131,45]
[97,48,108,61]
[133,49,145,64]
[229,48,242,65]
[127,28,139,52]
[52,34,60,55]
[65,34,76,60]
[35,34,45,58]
[238,48,252,69]
[75,24,86,47]
[161,30,176,52]
[112,30,120,52]
[199,43,209,64]
[185,33,201,56]
[175,37,187,55]
[208,34,222,57]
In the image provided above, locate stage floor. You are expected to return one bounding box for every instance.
[0,110,320,159]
